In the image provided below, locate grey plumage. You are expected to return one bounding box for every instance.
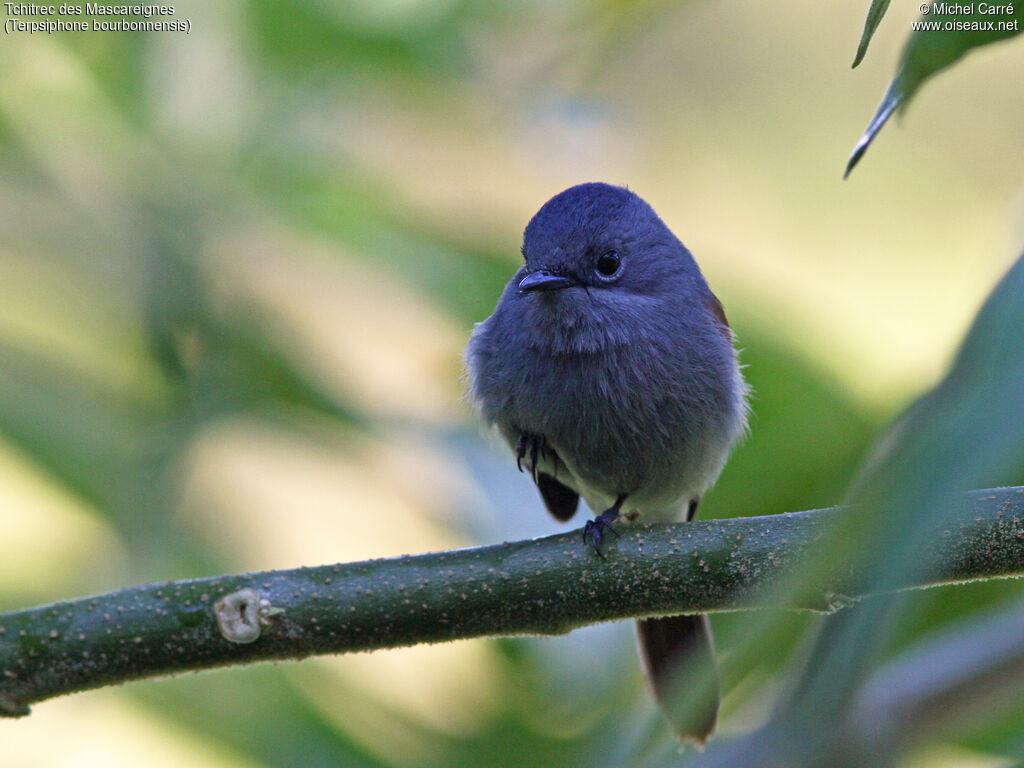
[464,182,748,742]
[467,182,747,521]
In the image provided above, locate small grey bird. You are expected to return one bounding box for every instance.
[465,182,748,743]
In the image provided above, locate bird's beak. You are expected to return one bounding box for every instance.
[519,269,574,292]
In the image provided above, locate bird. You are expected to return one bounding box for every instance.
[464,182,748,744]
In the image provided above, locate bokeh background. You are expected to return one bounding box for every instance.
[1,1,1023,766]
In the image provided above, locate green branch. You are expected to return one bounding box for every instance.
[2,486,1023,718]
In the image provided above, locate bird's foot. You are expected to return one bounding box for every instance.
[516,432,546,481]
[582,495,627,557]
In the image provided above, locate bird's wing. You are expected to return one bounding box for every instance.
[514,431,580,522]
[534,471,580,522]
[705,292,734,341]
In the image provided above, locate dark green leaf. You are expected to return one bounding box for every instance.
[846,6,1022,176]
[852,0,892,68]
[794,249,1024,752]
[0,340,156,513]
[692,250,1024,764]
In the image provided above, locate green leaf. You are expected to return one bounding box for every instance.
[852,0,892,68]
[0,340,150,512]
[793,249,1024,749]
[853,603,1024,741]
[845,5,1022,176]
[695,249,1024,765]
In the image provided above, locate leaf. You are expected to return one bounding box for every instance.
[692,250,1024,765]
[852,0,892,68]
[791,249,1024,749]
[845,5,1022,177]
[0,340,153,513]
[844,79,900,178]
[852,602,1024,741]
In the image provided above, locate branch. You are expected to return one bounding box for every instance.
[2,486,1023,717]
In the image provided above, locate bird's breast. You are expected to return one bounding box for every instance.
[513,341,736,501]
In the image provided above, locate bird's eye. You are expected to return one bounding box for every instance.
[596,250,621,278]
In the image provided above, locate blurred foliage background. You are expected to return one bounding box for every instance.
[0,1,1023,766]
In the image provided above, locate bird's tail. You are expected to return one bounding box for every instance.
[636,613,719,745]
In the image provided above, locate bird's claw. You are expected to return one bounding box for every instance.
[582,509,620,557]
[516,434,528,473]
[516,432,545,481]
